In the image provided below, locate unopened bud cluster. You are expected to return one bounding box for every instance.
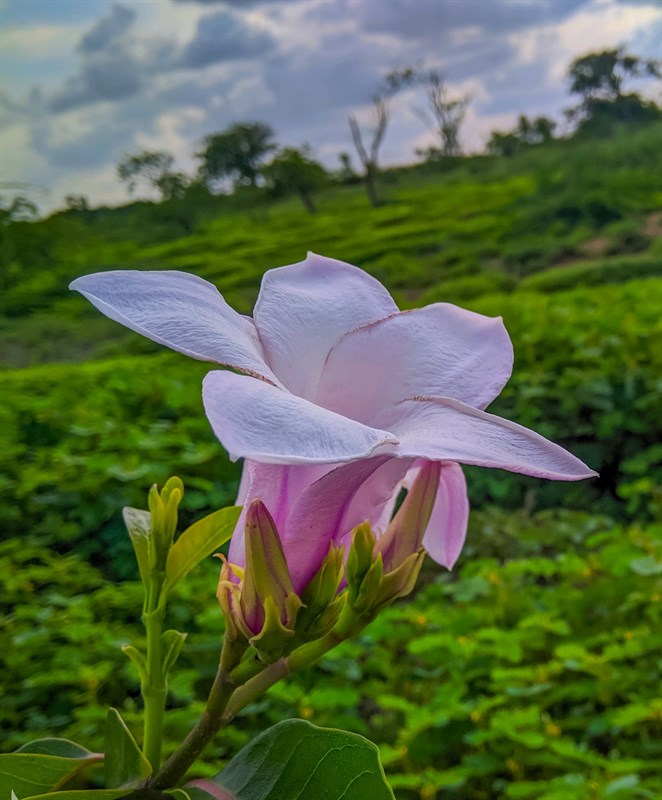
[218,462,440,663]
[147,476,184,571]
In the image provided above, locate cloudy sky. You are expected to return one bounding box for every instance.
[1,0,660,212]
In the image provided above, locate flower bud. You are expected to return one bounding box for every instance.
[345,462,440,615]
[346,522,378,604]
[294,544,346,642]
[218,499,302,662]
[375,461,440,572]
[147,476,184,570]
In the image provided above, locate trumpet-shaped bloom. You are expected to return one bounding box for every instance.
[71,253,595,590]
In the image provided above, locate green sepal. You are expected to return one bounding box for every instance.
[249,593,303,663]
[295,545,345,641]
[297,593,346,645]
[354,553,384,610]
[217,562,241,641]
[373,550,425,609]
[346,522,377,603]
[120,644,148,683]
[301,545,344,609]
[104,708,152,789]
[162,629,187,675]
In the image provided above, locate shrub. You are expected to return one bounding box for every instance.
[519,253,662,292]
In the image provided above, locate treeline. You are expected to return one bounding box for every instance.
[1,47,659,222]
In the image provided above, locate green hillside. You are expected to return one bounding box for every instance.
[2,122,662,799]
[2,123,661,367]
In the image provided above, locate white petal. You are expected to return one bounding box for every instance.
[283,456,399,590]
[235,462,252,505]
[70,270,279,384]
[228,462,329,569]
[422,463,469,570]
[317,304,513,421]
[202,370,398,465]
[380,396,597,481]
[253,253,397,399]
[336,456,414,546]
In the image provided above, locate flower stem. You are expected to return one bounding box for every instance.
[150,606,370,789]
[223,605,367,723]
[142,574,167,773]
[149,637,245,790]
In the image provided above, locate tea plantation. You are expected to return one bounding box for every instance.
[1,122,661,799]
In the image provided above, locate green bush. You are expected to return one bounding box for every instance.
[3,122,661,368]
[604,219,651,256]
[519,253,662,292]
[0,355,238,577]
[3,510,661,798]
[502,240,579,276]
[420,271,516,304]
[468,278,662,515]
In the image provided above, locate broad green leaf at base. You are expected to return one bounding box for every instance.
[187,719,394,800]
[1,739,102,800]
[104,709,152,789]
[22,791,128,800]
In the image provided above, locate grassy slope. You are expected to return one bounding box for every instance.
[1,123,661,367]
[2,123,662,799]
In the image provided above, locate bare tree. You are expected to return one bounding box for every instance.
[348,68,415,207]
[416,70,470,157]
[348,95,389,207]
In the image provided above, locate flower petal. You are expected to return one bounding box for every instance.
[380,396,597,481]
[70,270,279,384]
[317,304,513,420]
[422,463,469,570]
[336,456,414,546]
[202,370,398,465]
[283,456,409,590]
[228,461,330,568]
[253,253,398,399]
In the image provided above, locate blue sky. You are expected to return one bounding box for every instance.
[1,0,660,212]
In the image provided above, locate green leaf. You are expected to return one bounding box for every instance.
[162,630,187,675]
[630,556,662,576]
[22,792,129,800]
[122,506,152,585]
[603,775,640,796]
[121,645,148,683]
[164,506,241,593]
[186,720,394,800]
[1,739,102,800]
[104,708,152,789]
[14,742,92,759]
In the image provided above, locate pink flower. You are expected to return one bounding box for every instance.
[71,253,595,591]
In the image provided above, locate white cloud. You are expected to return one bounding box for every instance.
[512,0,661,84]
[2,0,660,212]
[1,23,77,54]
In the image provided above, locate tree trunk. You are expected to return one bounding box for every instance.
[299,191,317,214]
[364,163,379,207]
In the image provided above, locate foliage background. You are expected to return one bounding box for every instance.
[1,120,662,799]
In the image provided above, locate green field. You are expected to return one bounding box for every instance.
[2,122,662,799]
